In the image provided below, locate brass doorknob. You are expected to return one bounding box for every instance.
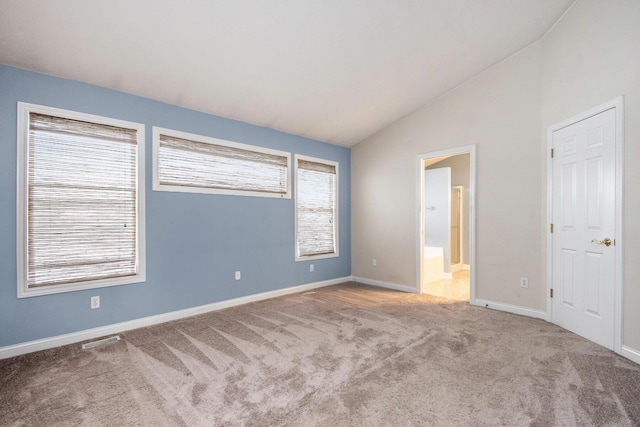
[591,237,612,247]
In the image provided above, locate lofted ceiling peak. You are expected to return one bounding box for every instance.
[0,0,574,146]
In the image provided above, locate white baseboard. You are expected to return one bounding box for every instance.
[352,276,418,294]
[0,276,350,360]
[9,276,634,365]
[443,272,453,279]
[620,345,640,365]
[471,298,547,320]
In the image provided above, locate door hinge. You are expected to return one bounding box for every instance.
[550,289,554,298]
[551,148,554,158]
[550,223,554,233]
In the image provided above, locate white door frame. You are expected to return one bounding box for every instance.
[416,145,476,302]
[546,96,624,353]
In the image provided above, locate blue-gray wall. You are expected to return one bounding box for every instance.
[0,65,351,347]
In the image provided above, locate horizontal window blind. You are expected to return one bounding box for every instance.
[296,159,337,258]
[27,112,139,288]
[158,133,288,195]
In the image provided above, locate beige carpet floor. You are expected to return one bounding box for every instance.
[1,282,639,426]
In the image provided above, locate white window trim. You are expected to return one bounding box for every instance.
[16,102,146,298]
[294,154,339,262]
[152,127,291,199]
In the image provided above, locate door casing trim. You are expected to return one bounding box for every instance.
[416,145,476,302]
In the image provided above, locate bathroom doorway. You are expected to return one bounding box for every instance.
[417,145,475,302]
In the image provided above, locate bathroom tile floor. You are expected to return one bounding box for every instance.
[424,270,470,301]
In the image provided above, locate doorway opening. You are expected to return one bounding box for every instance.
[417,145,476,302]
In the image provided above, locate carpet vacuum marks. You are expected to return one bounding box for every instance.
[1,282,639,426]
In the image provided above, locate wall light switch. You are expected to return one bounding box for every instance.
[235,271,241,280]
[372,258,377,267]
[310,264,314,272]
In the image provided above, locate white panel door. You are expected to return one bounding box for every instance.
[425,167,451,270]
[551,107,616,349]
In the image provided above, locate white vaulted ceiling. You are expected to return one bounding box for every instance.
[0,0,574,147]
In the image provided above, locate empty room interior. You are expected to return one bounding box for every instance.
[1,0,639,425]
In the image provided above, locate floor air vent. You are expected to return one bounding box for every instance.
[82,335,121,350]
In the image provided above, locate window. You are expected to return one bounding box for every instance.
[295,155,338,260]
[17,103,145,297]
[153,127,290,198]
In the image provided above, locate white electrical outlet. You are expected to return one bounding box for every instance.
[91,296,100,309]
[235,271,241,280]
[372,258,377,267]
[310,264,314,272]
[520,277,529,288]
